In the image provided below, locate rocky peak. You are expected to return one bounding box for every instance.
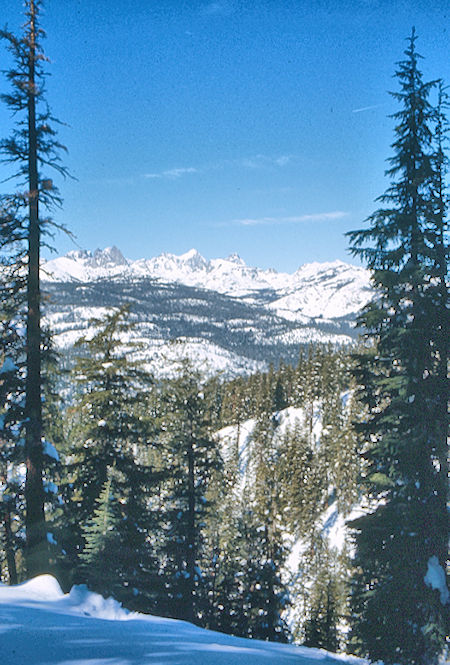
[90,246,128,268]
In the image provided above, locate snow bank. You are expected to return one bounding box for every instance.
[68,584,132,620]
[0,575,371,665]
[0,574,64,602]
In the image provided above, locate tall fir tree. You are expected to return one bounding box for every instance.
[158,359,221,624]
[0,0,68,577]
[347,31,449,665]
[0,202,27,583]
[303,544,342,653]
[61,307,160,611]
[243,384,289,642]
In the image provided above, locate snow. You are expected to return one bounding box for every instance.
[40,247,371,376]
[318,503,365,553]
[42,247,372,322]
[0,575,370,665]
[424,556,449,605]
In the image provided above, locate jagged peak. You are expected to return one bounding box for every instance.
[177,248,209,269]
[91,246,128,267]
[65,249,91,261]
[225,252,246,266]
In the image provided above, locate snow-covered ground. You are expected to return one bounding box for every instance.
[0,575,369,665]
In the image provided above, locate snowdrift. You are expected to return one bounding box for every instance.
[0,575,369,665]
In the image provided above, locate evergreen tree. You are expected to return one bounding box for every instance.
[1,0,68,576]
[347,31,449,665]
[243,389,289,642]
[80,471,122,597]
[303,576,340,652]
[278,421,323,537]
[0,203,62,583]
[61,307,159,610]
[158,360,221,624]
[0,205,26,583]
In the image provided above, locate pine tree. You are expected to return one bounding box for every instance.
[61,307,160,610]
[1,0,68,577]
[80,471,122,597]
[303,575,340,652]
[301,538,349,653]
[0,204,26,583]
[347,31,449,665]
[0,203,62,582]
[243,388,289,642]
[158,360,221,624]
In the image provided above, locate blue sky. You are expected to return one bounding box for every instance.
[1,0,449,272]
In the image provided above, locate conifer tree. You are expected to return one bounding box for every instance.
[0,202,62,582]
[243,387,289,642]
[158,360,221,624]
[80,471,121,597]
[0,203,26,583]
[303,576,340,652]
[1,0,68,577]
[347,31,449,665]
[61,307,159,610]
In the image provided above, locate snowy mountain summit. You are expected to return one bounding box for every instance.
[43,247,371,320]
[42,248,373,376]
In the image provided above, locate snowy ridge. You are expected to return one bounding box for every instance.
[40,247,372,377]
[0,575,370,665]
[42,247,372,321]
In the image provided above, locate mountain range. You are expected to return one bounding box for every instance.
[42,247,373,376]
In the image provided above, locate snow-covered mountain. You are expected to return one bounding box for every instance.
[43,247,371,317]
[41,247,373,376]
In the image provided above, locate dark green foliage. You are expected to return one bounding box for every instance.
[157,359,222,623]
[60,307,160,611]
[347,31,449,665]
[301,538,349,653]
[303,577,340,652]
[80,472,122,596]
[239,384,290,642]
[238,512,289,642]
[0,207,26,583]
[0,201,63,583]
[278,422,323,536]
[1,0,69,577]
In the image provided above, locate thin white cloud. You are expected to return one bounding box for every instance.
[144,154,292,181]
[238,154,294,169]
[144,167,199,179]
[352,104,382,113]
[231,211,348,227]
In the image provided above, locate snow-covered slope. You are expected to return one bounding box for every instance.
[40,247,372,377]
[0,575,369,665]
[42,247,371,317]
